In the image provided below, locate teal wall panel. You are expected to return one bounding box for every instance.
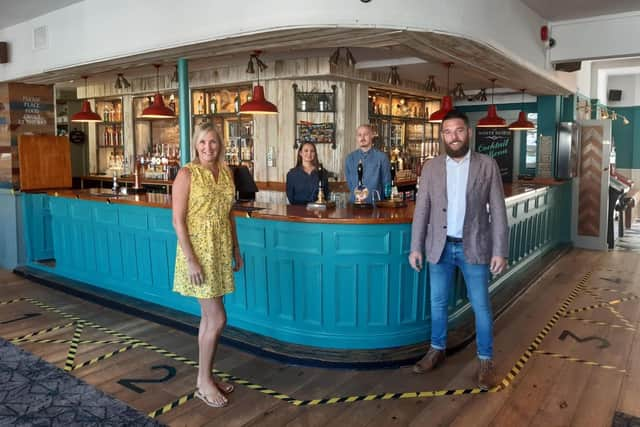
[21,183,572,350]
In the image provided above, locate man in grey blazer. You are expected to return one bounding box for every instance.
[409,109,508,390]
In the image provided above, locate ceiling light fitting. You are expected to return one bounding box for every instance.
[114,73,131,90]
[71,76,102,123]
[329,47,357,67]
[477,78,506,128]
[139,64,176,119]
[508,89,536,131]
[387,66,401,86]
[239,50,278,115]
[429,62,454,123]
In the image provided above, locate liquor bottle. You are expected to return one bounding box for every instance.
[209,95,217,114]
[197,95,204,115]
[103,107,110,122]
[234,94,240,113]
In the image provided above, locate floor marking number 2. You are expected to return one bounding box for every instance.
[558,330,610,349]
[118,365,177,393]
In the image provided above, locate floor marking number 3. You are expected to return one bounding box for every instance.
[558,330,610,349]
[118,365,177,393]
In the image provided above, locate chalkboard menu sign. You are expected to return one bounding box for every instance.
[475,127,513,182]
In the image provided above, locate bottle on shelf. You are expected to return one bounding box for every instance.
[197,95,205,115]
[103,106,110,122]
[209,95,217,114]
[234,94,240,113]
[169,94,176,112]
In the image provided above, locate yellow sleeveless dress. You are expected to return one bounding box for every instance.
[173,162,236,299]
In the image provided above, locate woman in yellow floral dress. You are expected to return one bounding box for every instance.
[172,123,242,408]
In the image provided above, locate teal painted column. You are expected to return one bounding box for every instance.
[536,96,561,177]
[178,58,191,164]
[590,99,599,120]
[561,95,575,122]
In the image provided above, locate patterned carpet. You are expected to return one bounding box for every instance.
[0,338,162,426]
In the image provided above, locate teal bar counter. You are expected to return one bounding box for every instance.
[19,181,572,362]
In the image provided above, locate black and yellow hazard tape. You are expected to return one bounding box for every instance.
[72,342,141,370]
[563,294,639,316]
[19,338,130,345]
[0,297,25,306]
[3,272,600,419]
[588,286,637,296]
[533,350,626,373]
[585,289,636,329]
[64,322,85,371]
[9,321,75,343]
[563,316,636,331]
[500,271,591,388]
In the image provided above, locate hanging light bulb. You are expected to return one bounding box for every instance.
[452,83,466,100]
[71,76,102,123]
[425,75,437,92]
[140,64,176,119]
[477,78,506,127]
[429,62,454,123]
[623,116,630,125]
[508,89,536,130]
[239,50,278,115]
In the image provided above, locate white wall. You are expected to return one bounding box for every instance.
[0,0,550,83]
[606,75,640,107]
[550,12,640,63]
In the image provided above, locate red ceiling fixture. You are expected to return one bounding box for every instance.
[70,76,102,123]
[477,78,507,128]
[240,50,278,115]
[508,89,536,131]
[140,64,175,119]
[428,62,454,123]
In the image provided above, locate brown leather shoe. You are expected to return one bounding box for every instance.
[477,359,497,390]
[413,347,446,374]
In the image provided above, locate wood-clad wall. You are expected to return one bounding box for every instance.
[78,56,437,192]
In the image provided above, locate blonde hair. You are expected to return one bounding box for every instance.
[191,122,226,167]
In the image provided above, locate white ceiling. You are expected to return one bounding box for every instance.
[0,0,83,30]
[521,0,640,21]
[3,0,640,96]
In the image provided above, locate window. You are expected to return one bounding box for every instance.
[524,113,538,170]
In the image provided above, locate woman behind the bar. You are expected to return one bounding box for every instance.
[286,142,330,205]
[172,123,242,408]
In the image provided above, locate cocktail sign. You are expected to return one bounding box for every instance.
[354,159,369,203]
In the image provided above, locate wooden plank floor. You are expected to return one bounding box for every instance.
[1,238,639,426]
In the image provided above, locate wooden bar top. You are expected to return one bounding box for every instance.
[45,179,561,224]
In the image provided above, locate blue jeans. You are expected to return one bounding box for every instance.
[428,241,493,359]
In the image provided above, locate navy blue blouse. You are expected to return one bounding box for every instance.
[286,167,330,205]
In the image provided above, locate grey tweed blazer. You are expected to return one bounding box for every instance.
[410,151,509,265]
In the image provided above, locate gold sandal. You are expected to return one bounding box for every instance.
[194,389,228,408]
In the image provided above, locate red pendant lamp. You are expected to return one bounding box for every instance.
[71,76,102,123]
[429,62,454,123]
[508,89,536,130]
[140,64,175,119]
[240,51,278,115]
[477,78,507,128]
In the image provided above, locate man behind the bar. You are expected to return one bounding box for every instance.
[408,109,508,390]
[345,124,391,203]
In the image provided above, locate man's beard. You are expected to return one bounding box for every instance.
[444,140,470,158]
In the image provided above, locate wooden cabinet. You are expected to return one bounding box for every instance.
[95,98,125,175]
[133,93,179,181]
[368,88,441,176]
[293,84,337,149]
[191,86,254,175]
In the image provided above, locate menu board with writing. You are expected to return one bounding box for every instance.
[475,127,513,183]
